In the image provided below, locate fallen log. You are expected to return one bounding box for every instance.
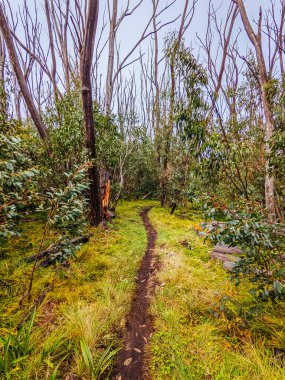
[213,244,242,255]
[142,191,153,200]
[210,251,240,263]
[25,235,91,263]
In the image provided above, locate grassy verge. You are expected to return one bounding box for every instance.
[148,206,285,380]
[0,201,154,379]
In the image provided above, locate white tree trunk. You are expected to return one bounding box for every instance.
[236,0,276,221]
[105,0,117,115]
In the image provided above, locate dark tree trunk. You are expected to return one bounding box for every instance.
[80,0,103,226]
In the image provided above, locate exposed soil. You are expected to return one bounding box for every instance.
[113,207,159,380]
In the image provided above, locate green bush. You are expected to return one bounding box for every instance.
[208,207,285,302]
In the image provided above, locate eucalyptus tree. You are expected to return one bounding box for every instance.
[160,0,197,206]
[80,0,103,225]
[235,0,285,222]
[198,1,251,200]
[104,0,179,116]
[0,5,48,140]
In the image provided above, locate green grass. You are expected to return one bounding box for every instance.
[1,201,285,379]
[148,206,285,380]
[0,201,155,379]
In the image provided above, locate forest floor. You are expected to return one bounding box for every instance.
[1,201,285,379]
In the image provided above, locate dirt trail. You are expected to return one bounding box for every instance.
[113,207,159,380]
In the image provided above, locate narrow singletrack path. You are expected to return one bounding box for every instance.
[114,206,159,380]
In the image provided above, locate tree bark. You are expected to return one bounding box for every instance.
[105,0,117,116]
[44,0,60,103]
[152,0,161,167]
[160,0,190,206]
[236,0,276,222]
[0,5,48,139]
[50,0,71,94]
[0,32,6,116]
[80,0,103,226]
[0,32,5,82]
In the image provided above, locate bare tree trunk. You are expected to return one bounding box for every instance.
[105,0,117,115]
[0,32,6,116]
[80,0,103,226]
[160,60,175,206]
[160,0,191,206]
[0,32,5,82]
[236,0,276,222]
[0,5,48,139]
[152,0,161,166]
[62,0,70,93]
[50,0,71,94]
[209,3,238,115]
[278,4,285,76]
[44,0,60,103]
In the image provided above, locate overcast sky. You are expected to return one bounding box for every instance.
[8,0,282,112]
[100,0,266,58]
[10,0,269,64]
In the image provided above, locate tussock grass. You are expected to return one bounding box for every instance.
[148,206,285,380]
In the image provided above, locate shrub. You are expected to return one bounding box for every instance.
[208,207,285,302]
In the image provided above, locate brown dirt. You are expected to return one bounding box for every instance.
[113,206,159,380]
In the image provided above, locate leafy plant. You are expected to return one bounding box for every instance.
[80,339,119,380]
[22,163,90,303]
[0,126,39,244]
[41,164,90,236]
[208,206,285,302]
[0,310,35,379]
[40,332,71,380]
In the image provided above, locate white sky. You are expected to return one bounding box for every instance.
[6,0,282,113]
[9,0,269,66]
